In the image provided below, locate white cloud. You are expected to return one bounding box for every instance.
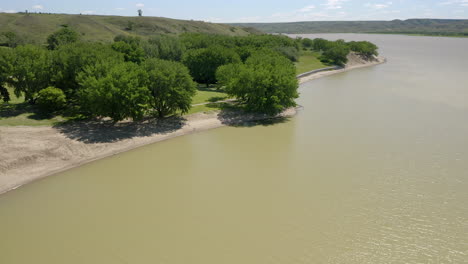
[32,5,44,10]
[440,0,468,6]
[136,3,145,8]
[82,10,95,14]
[322,0,348,10]
[3,10,16,13]
[299,5,316,12]
[115,7,125,11]
[365,2,393,9]
[204,17,222,22]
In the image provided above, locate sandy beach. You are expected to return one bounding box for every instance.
[0,55,385,195]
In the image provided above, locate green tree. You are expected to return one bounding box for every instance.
[182,46,240,86]
[217,52,298,115]
[347,41,378,58]
[36,86,67,112]
[1,31,23,48]
[47,27,80,50]
[9,45,51,103]
[321,45,350,66]
[301,38,314,49]
[78,62,150,122]
[0,47,14,102]
[112,35,145,63]
[143,59,196,117]
[51,42,124,99]
[148,35,185,61]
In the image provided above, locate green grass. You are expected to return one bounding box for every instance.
[295,50,328,75]
[187,103,224,114]
[0,13,255,45]
[192,86,229,105]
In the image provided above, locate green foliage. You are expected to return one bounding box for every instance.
[274,46,300,62]
[36,86,67,112]
[143,59,196,117]
[321,45,350,66]
[47,27,80,50]
[51,42,124,99]
[309,38,352,66]
[0,47,14,102]
[217,52,298,115]
[347,41,379,58]
[0,31,24,48]
[183,46,241,85]
[147,35,185,61]
[112,35,145,63]
[301,38,314,49]
[9,45,51,103]
[78,62,150,122]
[312,38,332,51]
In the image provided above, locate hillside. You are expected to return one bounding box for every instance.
[230,19,468,36]
[0,13,259,44]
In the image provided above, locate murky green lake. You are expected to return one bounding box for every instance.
[1,34,467,263]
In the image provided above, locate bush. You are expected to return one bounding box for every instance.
[37,87,66,112]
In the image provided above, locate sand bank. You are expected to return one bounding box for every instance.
[0,108,296,194]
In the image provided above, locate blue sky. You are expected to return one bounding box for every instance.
[1,0,467,22]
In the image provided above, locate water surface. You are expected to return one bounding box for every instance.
[1,34,467,263]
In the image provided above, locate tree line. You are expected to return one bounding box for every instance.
[0,28,305,121]
[299,37,379,66]
[0,27,379,121]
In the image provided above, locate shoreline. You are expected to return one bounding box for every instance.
[0,55,386,195]
[298,54,386,84]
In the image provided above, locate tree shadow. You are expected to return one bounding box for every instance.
[54,115,187,144]
[217,104,292,127]
[0,102,58,120]
[207,96,228,102]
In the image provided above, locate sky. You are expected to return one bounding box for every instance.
[1,0,467,22]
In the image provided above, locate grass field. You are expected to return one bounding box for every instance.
[192,86,229,105]
[0,13,256,45]
[295,51,328,75]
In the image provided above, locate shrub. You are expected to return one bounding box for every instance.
[36,87,66,112]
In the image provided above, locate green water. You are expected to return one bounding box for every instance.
[1,34,467,263]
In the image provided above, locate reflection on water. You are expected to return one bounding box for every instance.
[1,34,467,263]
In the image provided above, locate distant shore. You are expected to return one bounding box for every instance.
[0,54,385,195]
[298,53,386,84]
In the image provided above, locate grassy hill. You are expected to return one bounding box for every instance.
[0,13,259,45]
[230,19,468,37]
